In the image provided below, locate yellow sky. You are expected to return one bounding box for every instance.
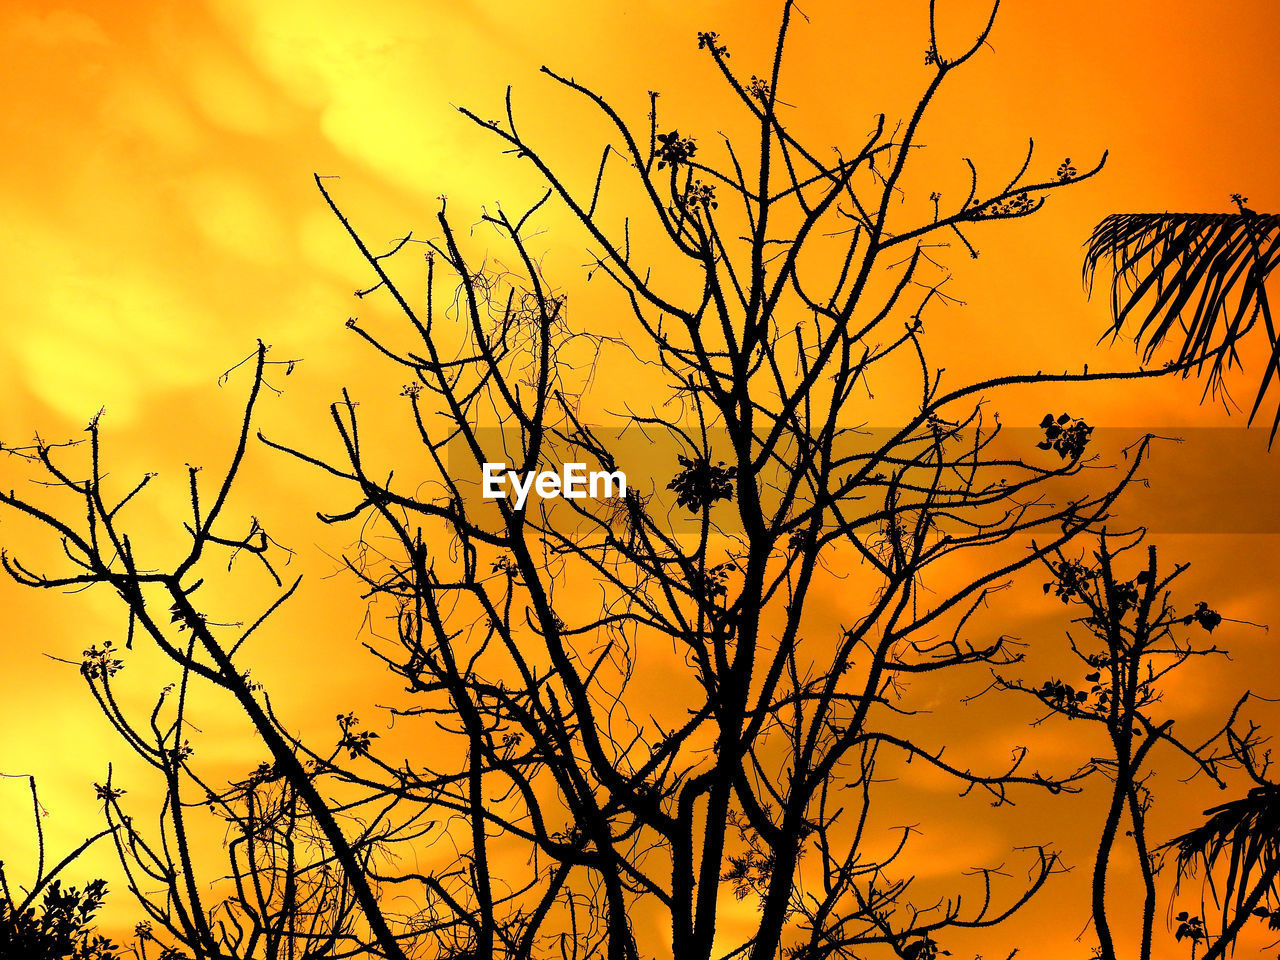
[2,1,1280,955]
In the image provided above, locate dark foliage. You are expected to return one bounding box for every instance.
[0,880,118,960]
[667,456,737,513]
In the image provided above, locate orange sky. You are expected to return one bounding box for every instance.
[2,1,1280,956]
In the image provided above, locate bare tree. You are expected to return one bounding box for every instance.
[991,533,1269,960]
[0,4,1222,959]
[81,651,401,960]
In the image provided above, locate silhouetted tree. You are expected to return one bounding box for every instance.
[992,534,1268,960]
[81,674,386,958]
[0,4,1228,959]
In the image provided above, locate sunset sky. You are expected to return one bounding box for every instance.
[2,1,1280,955]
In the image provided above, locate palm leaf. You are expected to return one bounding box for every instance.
[1083,210,1280,441]
[1162,783,1280,924]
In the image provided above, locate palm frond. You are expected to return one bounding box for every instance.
[1161,783,1280,920]
[1084,211,1280,441]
